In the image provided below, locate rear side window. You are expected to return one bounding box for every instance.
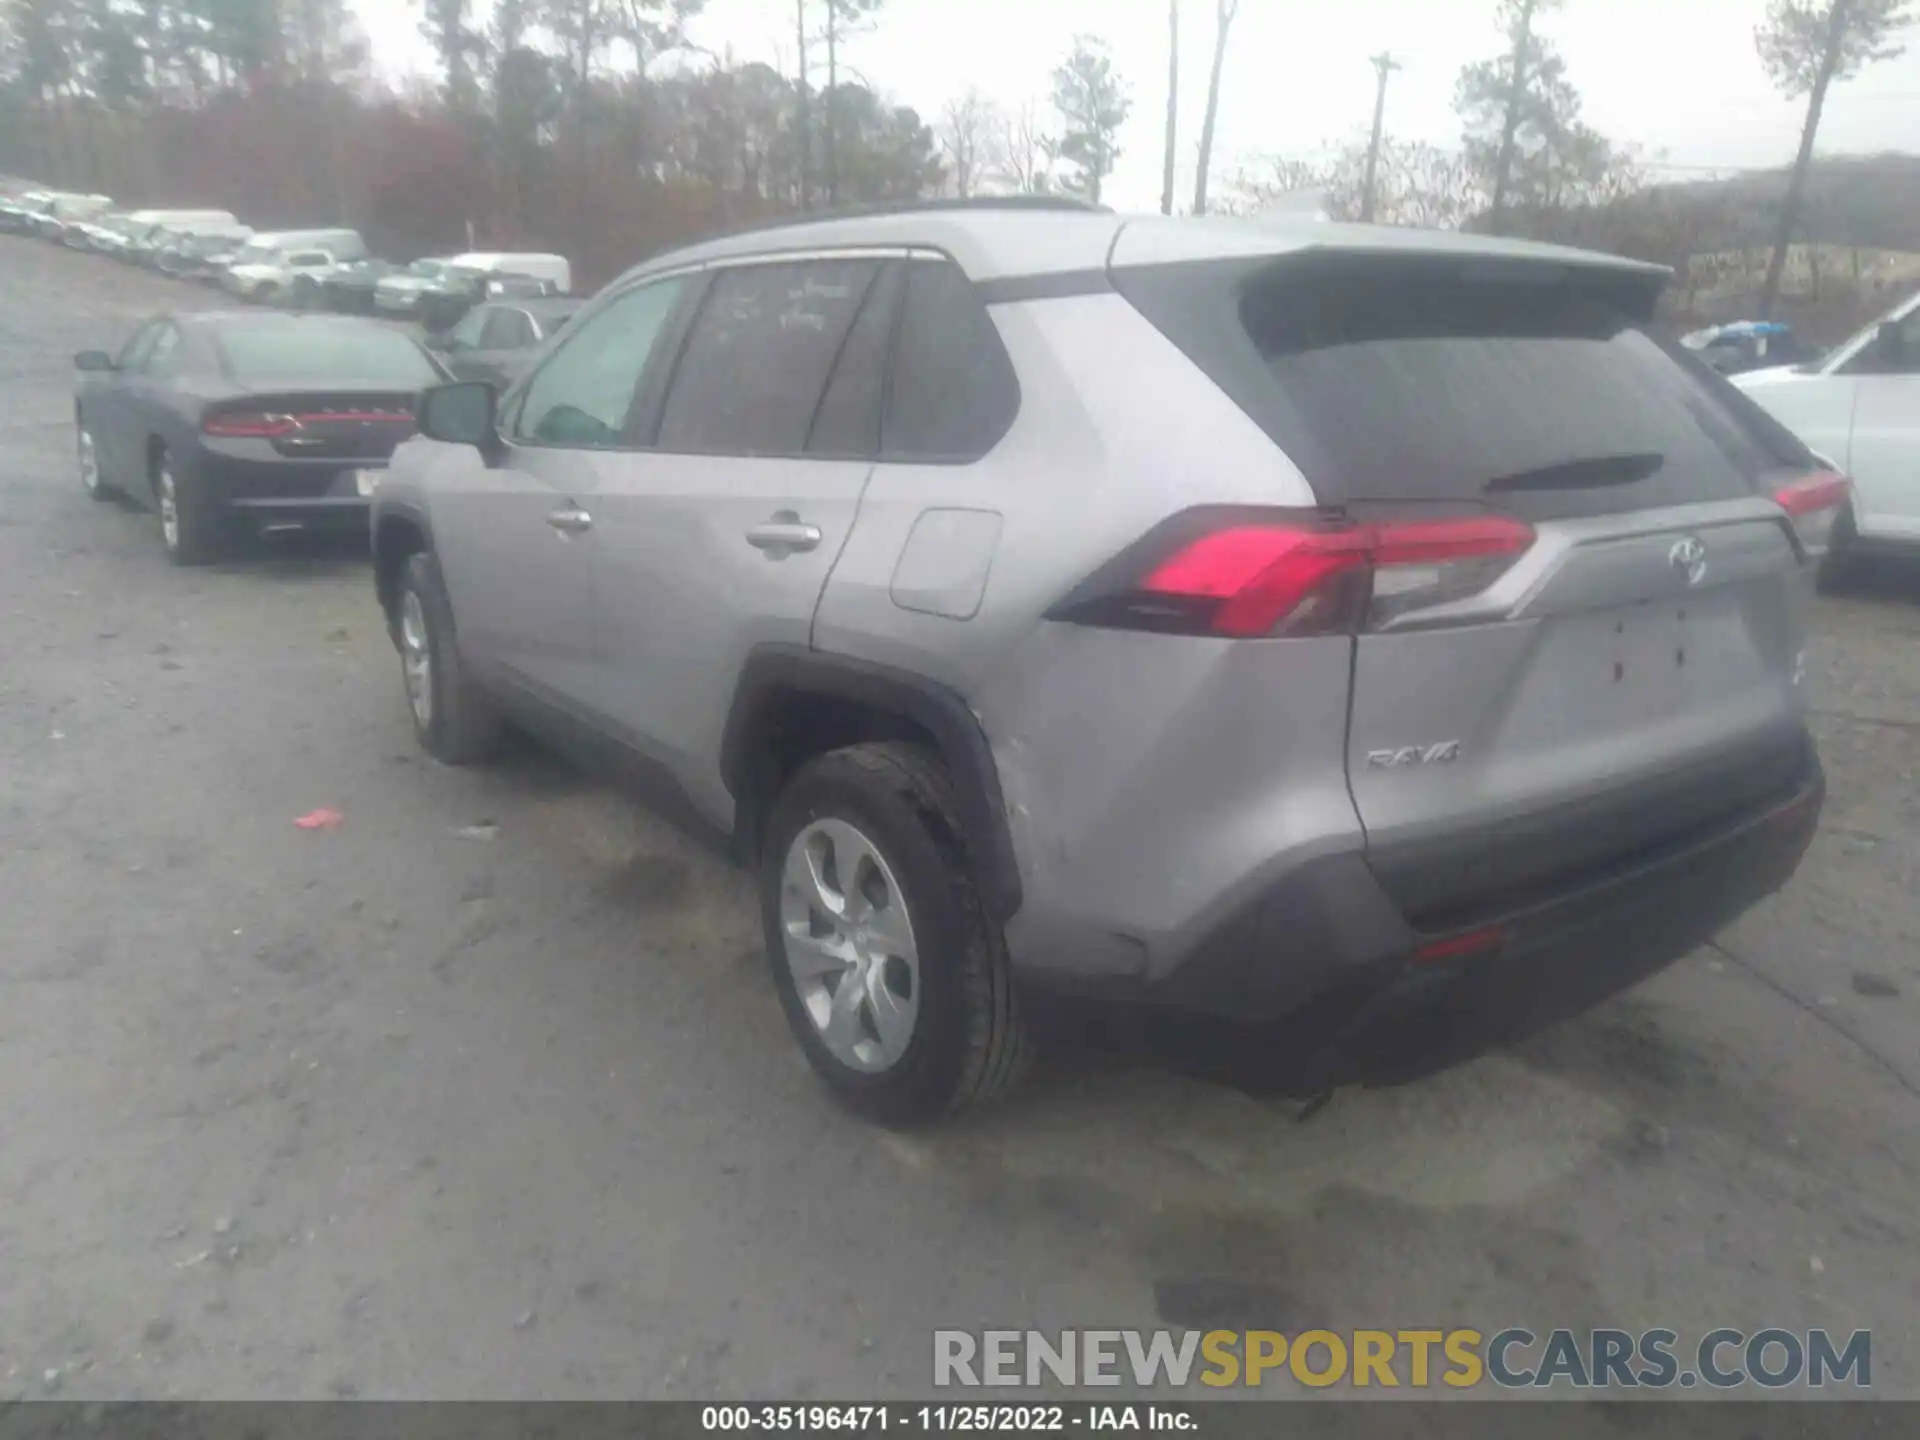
[1118,258,1807,521]
[214,324,440,387]
[657,259,880,456]
[883,259,1019,460]
[807,263,902,457]
[480,309,536,350]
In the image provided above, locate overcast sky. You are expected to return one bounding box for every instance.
[352,0,1920,210]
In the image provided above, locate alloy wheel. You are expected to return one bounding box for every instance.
[779,818,921,1074]
[156,463,179,552]
[399,587,434,729]
[77,428,101,495]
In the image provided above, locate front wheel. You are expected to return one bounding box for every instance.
[396,551,504,765]
[762,742,1031,1124]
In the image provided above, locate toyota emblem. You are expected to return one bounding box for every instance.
[1669,536,1709,588]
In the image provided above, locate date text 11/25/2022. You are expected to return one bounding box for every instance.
[701,1406,1196,1433]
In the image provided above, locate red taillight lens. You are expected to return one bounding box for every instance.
[1772,469,1850,554]
[1056,509,1535,638]
[204,411,297,438]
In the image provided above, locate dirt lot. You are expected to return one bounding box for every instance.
[1,235,1917,1408]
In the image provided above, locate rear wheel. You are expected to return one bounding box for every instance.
[762,742,1031,1123]
[153,449,225,566]
[1816,500,1859,595]
[396,551,504,765]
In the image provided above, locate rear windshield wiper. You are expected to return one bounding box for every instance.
[1485,452,1665,493]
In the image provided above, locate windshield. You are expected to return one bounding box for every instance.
[407,260,446,278]
[231,243,276,266]
[214,324,440,387]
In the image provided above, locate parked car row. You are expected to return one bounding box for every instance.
[4,184,574,336]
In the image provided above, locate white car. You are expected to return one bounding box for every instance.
[224,246,346,303]
[1735,292,1920,577]
[375,258,462,314]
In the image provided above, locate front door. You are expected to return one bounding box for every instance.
[429,275,691,705]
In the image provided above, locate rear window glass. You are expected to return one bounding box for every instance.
[215,325,439,387]
[1119,259,1809,520]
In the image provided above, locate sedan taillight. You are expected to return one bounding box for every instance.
[204,411,297,438]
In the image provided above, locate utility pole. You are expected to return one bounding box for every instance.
[1361,51,1401,224]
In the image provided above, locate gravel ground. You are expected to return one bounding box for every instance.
[1,235,1917,1409]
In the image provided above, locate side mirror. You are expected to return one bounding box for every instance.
[418,381,501,458]
[74,350,116,372]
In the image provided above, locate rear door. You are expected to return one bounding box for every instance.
[1120,251,1821,929]
[583,254,891,817]
[89,320,163,485]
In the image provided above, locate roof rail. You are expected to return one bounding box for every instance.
[671,194,1113,255]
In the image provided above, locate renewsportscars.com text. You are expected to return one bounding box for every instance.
[933,1327,1872,1391]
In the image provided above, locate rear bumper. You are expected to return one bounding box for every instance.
[196,452,384,526]
[1060,737,1824,1083]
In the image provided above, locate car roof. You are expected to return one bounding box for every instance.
[181,310,411,335]
[613,205,1671,289]
[494,296,582,318]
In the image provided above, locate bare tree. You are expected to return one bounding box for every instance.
[939,87,998,198]
[1161,0,1179,214]
[996,98,1052,194]
[1755,0,1913,316]
[1191,0,1238,214]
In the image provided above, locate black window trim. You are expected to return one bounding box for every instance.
[503,244,1024,465]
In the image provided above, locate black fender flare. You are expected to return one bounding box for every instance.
[371,498,436,622]
[721,645,1024,924]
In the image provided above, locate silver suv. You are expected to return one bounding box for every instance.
[372,201,1836,1122]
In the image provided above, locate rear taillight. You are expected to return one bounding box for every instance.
[1772,469,1850,554]
[204,411,296,438]
[1051,509,1536,638]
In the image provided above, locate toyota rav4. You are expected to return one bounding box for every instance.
[371,200,1835,1123]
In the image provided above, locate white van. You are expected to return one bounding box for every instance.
[449,252,572,293]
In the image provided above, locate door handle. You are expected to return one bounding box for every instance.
[546,506,593,535]
[745,518,823,554]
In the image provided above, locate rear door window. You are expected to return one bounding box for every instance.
[656,258,881,456]
[882,259,1020,460]
[1117,257,1809,521]
[480,309,537,350]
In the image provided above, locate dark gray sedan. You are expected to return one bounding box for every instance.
[74,312,447,564]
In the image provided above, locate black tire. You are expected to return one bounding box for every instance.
[1816,501,1858,595]
[153,447,228,566]
[396,551,504,765]
[761,742,1031,1124]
